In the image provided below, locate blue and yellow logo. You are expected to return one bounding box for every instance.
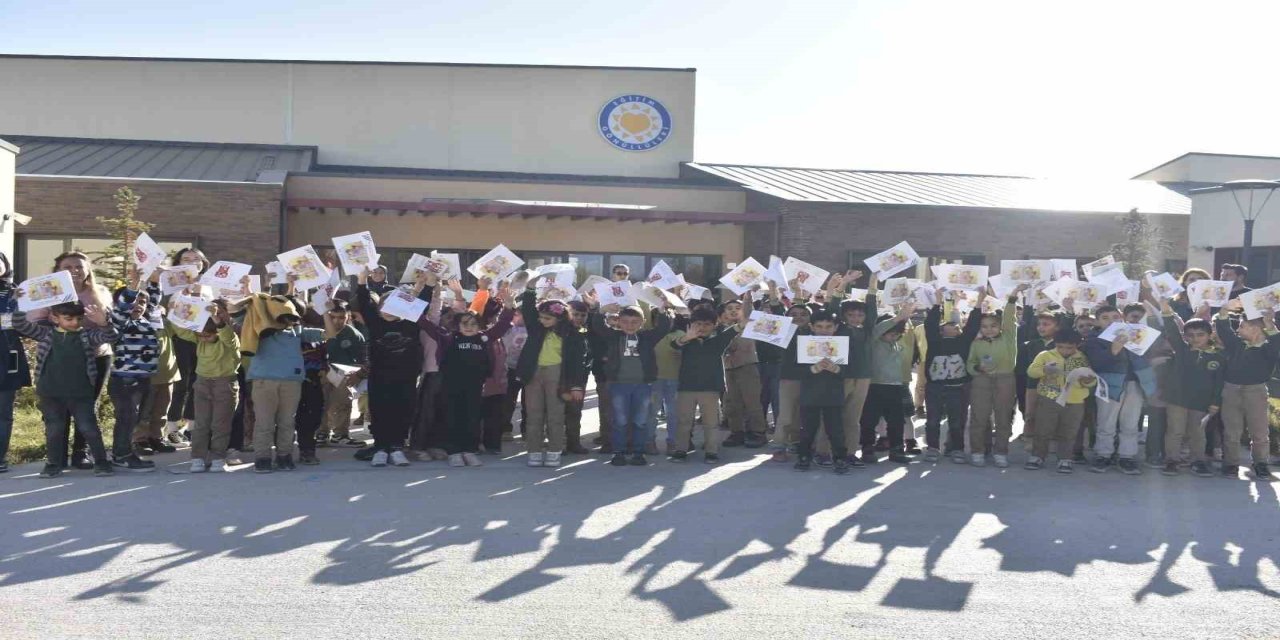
[599,95,671,151]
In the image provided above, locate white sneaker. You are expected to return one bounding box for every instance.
[210,459,227,473]
[390,450,410,467]
[371,451,389,467]
[448,453,465,467]
[993,454,1009,469]
[462,452,483,467]
[970,453,986,467]
[527,452,545,467]
[190,459,207,473]
[544,452,562,467]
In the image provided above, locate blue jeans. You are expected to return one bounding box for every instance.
[609,382,653,454]
[0,388,15,462]
[648,379,680,446]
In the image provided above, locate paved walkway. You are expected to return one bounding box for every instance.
[1,399,1278,639]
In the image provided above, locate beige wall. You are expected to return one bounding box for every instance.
[0,56,695,178]
[0,140,15,261]
[286,209,743,264]
[1137,153,1280,183]
[287,175,745,213]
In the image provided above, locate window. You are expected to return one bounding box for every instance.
[569,253,604,285]
[607,255,646,282]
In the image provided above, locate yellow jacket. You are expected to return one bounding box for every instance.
[1028,349,1095,404]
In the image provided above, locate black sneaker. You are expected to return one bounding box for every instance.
[610,452,628,467]
[112,454,156,473]
[815,454,834,467]
[70,450,94,470]
[629,454,648,466]
[1118,458,1141,475]
[846,454,866,469]
[1191,461,1214,477]
[874,436,891,451]
[1222,464,1239,478]
[148,438,177,454]
[1090,457,1111,473]
[93,461,114,477]
[254,458,274,474]
[0,461,7,473]
[1253,463,1274,481]
[598,443,614,455]
[833,459,850,475]
[133,442,155,456]
[744,433,767,449]
[669,451,688,462]
[904,439,922,455]
[861,447,879,464]
[298,451,320,466]
[722,433,745,447]
[38,463,61,478]
[354,446,377,461]
[794,456,813,472]
[888,451,911,464]
[704,453,720,464]
[1161,461,1179,476]
[276,454,295,471]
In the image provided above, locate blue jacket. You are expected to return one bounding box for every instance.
[1081,333,1157,401]
[247,326,325,381]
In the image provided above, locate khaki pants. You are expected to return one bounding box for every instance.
[773,380,802,447]
[192,375,239,461]
[724,365,767,436]
[1023,392,1039,439]
[523,364,565,454]
[1165,404,1208,463]
[320,379,355,440]
[251,379,302,458]
[816,378,869,457]
[1032,400,1084,461]
[676,391,722,454]
[134,381,172,444]
[1221,382,1269,466]
[970,373,1016,455]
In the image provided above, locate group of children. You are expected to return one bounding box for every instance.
[0,245,1276,484]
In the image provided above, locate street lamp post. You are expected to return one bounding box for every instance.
[1190,179,1280,281]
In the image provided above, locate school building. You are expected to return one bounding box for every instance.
[0,54,1200,287]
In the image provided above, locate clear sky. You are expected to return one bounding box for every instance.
[4,0,1278,179]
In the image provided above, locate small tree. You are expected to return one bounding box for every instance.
[93,186,154,288]
[1109,208,1172,278]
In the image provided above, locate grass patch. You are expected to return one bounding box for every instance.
[5,387,117,466]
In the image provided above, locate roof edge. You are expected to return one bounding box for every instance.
[686,161,1030,180]
[0,137,17,154]
[16,173,285,187]
[0,53,696,74]
[300,165,737,191]
[2,133,319,154]
[1132,151,1280,180]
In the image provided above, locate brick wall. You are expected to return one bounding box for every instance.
[744,191,1190,274]
[15,176,283,270]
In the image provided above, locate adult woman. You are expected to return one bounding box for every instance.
[164,248,209,442]
[25,251,112,467]
[1170,268,1211,321]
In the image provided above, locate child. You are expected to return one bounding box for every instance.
[922,290,984,463]
[1214,301,1279,480]
[131,275,179,458]
[13,301,118,478]
[171,300,241,472]
[516,276,587,468]
[966,287,1023,468]
[318,299,367,447]
[563,300,594,456]
[0,251,32,474]
[106,284,160,472]
[670,304,743,463]
[1081,304,1157,475]
[1158,298,1223,477]
[858,301,916,463]
[720,299,769,449]
[500,308,528,443]
[793,309,861,474]
[648,307,684,454]
[294,312,328,465]
[591,302,673,466]
[356,268,427,468]
[418,277,515,467]
[1025,329,1095,473]
[1016,301,1074,445]
[770,300,814,462]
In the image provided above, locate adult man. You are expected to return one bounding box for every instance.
[1221,263,1253,299]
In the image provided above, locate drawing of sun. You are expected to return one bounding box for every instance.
[611,103,663,143]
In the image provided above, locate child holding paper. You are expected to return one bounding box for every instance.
[356,268,427,468]
[317,299,368,448]
[170,300,242,472]
[590,301,673,466]
[649,307,684,454]
[13,301,118,478]
[1157,298,1223,477]
[164,248,210,443]
[105,283,160,472]
[1025,330,1095,472]
[967,286,1026,468]
[770,300,814,462]
[720,299,769,449]
[670,304,744,463]
[922,289,985,463]
[517,276,588,468]
[1214,301,1280,480]
[1081,305,1157,475]
[858,301,916,463]
[793,309,860,475]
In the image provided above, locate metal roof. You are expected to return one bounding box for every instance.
[686,162,1191,215]
[0,54,695,74]
[5,135,316,182]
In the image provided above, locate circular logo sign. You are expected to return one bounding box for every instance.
[599,95,672,151]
